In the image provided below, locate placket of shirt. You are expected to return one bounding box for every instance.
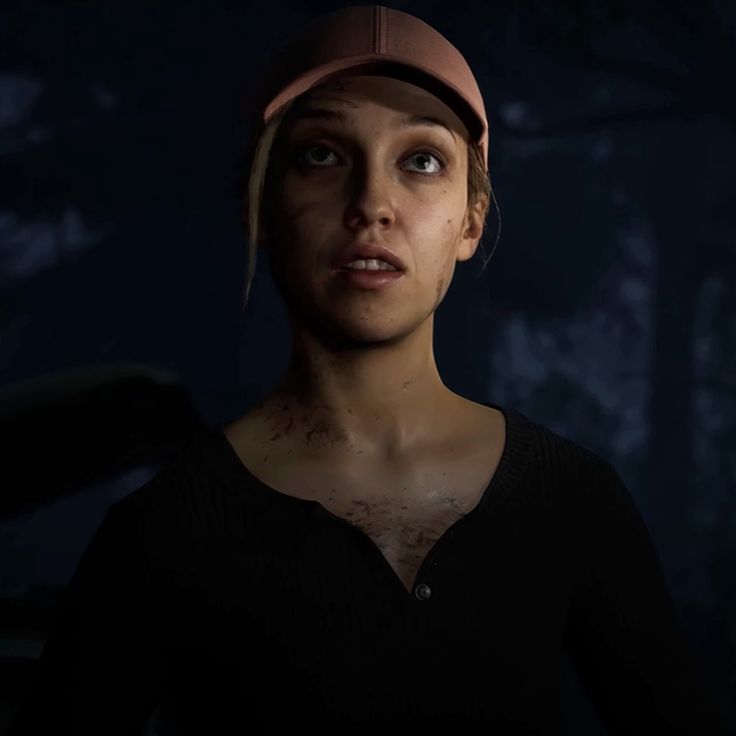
[312,501,467,604]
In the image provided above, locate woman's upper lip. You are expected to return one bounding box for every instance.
[331,242,407,271]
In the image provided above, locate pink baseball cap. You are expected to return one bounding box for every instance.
[248,4,489,171]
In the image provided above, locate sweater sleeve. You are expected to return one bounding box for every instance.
[563,459,728,735]
[5,500,164,736]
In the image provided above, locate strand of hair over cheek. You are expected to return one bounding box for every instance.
[238,100,298,313]
[478,174,502,277]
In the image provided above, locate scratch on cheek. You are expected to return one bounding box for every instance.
[435,272,444,303]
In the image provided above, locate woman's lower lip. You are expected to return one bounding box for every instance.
[331,268,405,289]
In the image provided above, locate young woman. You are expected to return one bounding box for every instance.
[6,6,727,734]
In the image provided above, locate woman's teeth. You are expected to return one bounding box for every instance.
[343,259,398,271]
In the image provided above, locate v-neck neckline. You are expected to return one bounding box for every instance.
[204,400,532,601]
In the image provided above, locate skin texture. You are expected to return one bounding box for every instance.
[249,74,489,466]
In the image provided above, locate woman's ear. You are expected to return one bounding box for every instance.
[457,194,489,262]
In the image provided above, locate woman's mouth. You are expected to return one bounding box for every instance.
[331,267,405,289]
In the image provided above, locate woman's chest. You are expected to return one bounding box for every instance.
[310,459,499,593]
[222,402,505,594]
[227,426,504,594]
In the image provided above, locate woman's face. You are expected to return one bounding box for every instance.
[264,74,483,344]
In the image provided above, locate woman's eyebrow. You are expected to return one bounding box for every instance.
[291,106,456,142]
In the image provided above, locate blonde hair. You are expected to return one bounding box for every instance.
[235,97,501,313]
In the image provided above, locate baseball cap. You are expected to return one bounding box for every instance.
[248,4,489,170]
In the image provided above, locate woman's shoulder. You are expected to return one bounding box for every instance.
[112,426,230,521]
[494,403,623,495]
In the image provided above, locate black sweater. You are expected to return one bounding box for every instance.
[6,402,728,734]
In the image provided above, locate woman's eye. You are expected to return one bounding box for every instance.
[404,150,445,174]
[297,146,337,167]
[296,145,445,174]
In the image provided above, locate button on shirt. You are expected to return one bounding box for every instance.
[6,402,728,735]
[414,583,431,600]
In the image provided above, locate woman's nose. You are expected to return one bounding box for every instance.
[343,163,396,228]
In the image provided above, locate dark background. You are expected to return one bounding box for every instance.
[1,1,734,733]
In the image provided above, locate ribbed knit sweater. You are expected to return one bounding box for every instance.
[6,402,728,734]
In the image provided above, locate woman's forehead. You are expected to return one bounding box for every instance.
[290,74,468,141]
